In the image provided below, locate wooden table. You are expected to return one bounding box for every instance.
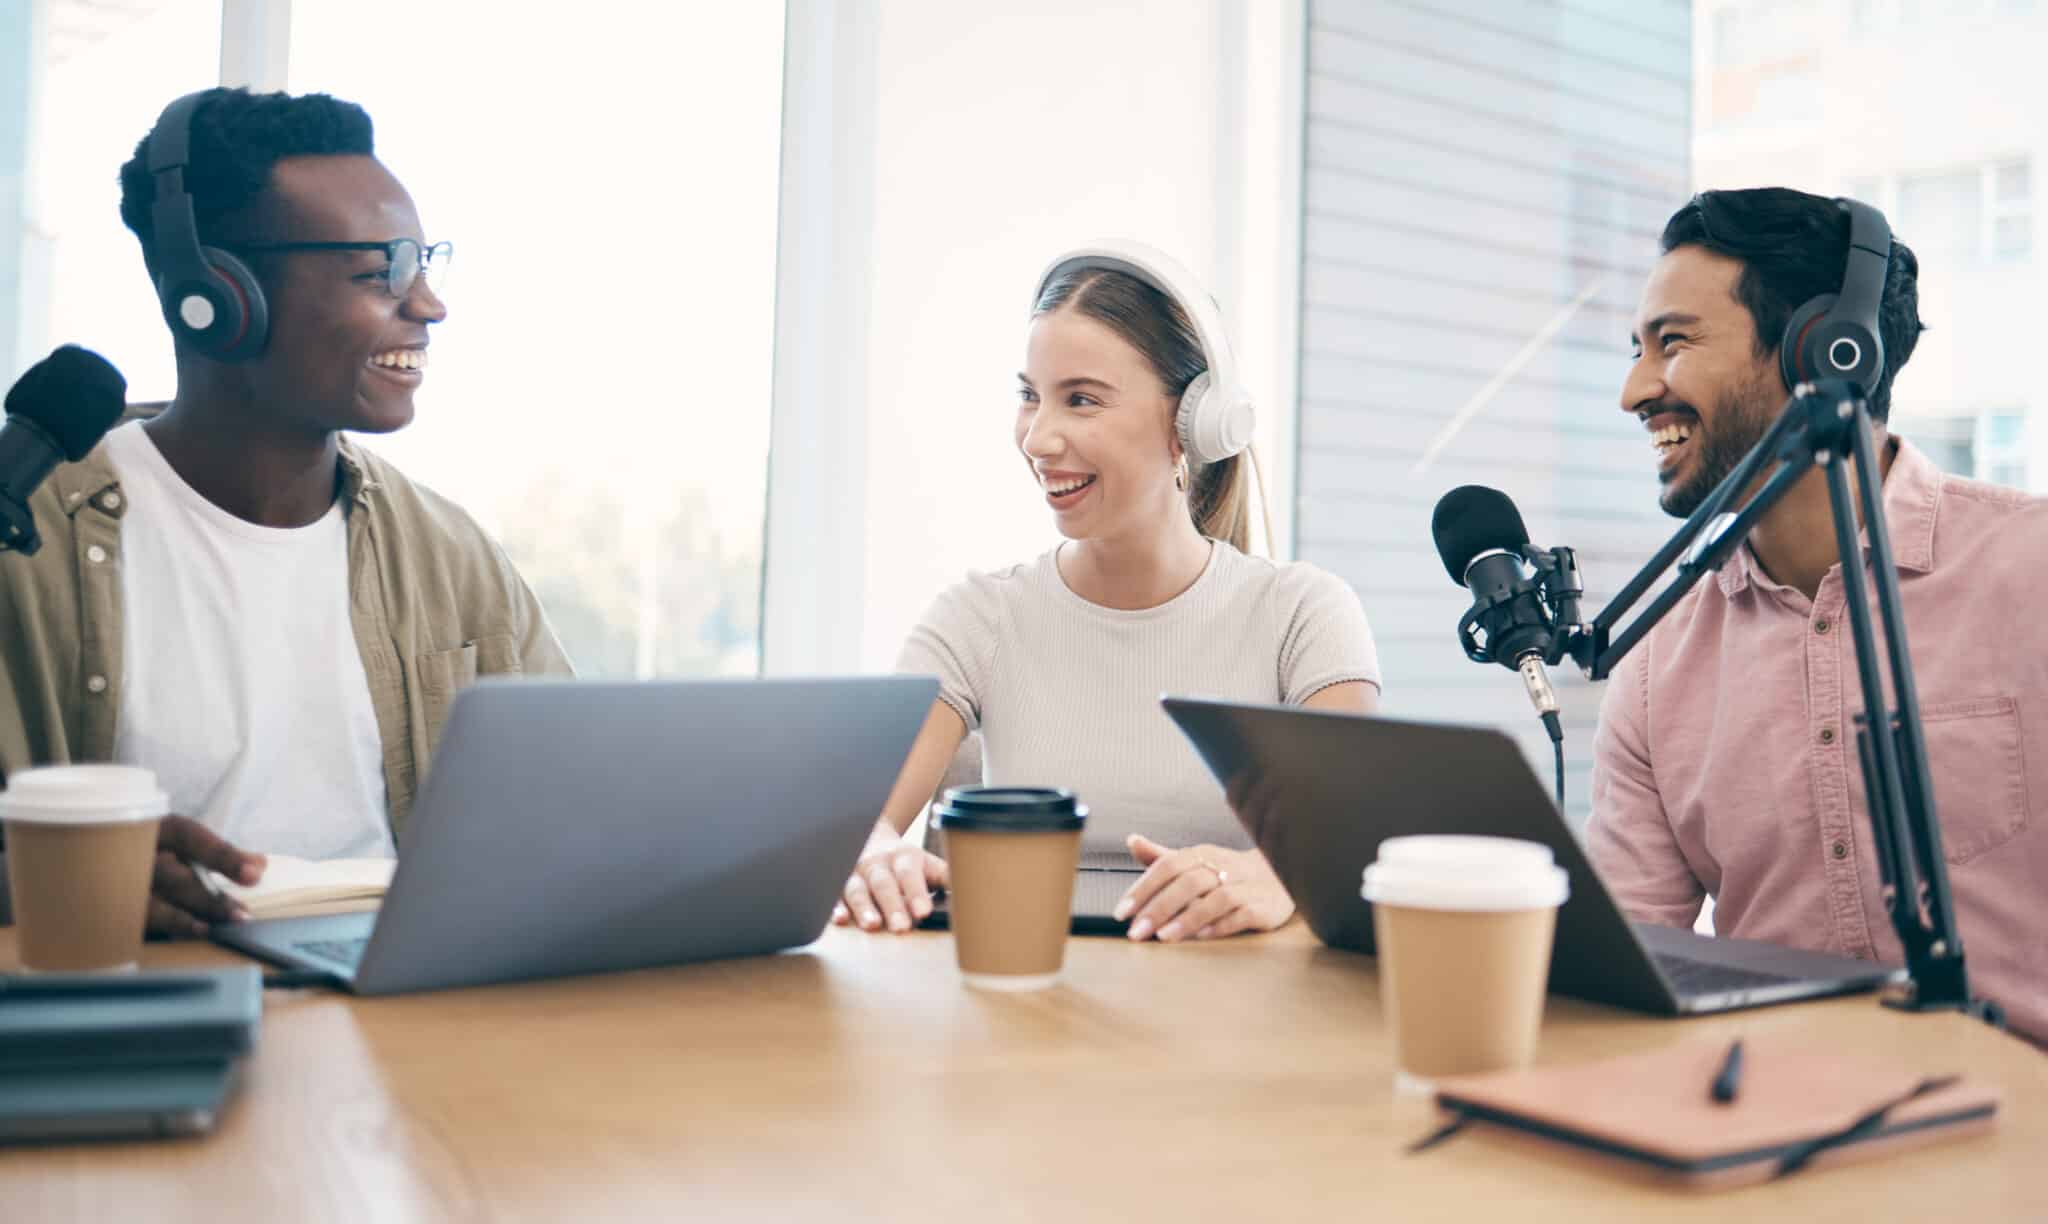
[2,924,2042,1221]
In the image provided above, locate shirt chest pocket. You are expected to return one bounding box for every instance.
[417,634,521,761]
[1915,696,2030,865]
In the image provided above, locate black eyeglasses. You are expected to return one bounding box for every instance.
[228,238,453,299]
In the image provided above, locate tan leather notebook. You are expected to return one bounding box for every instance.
[1425,1035,2001,1189]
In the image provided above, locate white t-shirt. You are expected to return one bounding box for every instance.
[103,422,395,861]
[897,541,1381,863]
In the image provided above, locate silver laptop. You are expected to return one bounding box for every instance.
[1161,697,1901,1015]
[212,677,937,995]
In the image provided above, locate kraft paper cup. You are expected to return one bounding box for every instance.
[932,787,1085,991]
[2,765,170,972]
[1362,835,1569,1095]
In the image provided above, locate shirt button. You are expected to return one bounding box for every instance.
[100,492,122,511]
[1820,726,1837,744]
[1831,840,1849,860]
[85,545,108,564]
[86,675,107,694]
[1814,618,1831,634]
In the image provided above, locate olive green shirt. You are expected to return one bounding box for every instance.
[0,417,573,843]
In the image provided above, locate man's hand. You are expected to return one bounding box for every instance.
[148,816,264,939]
[1112,833,1294,942]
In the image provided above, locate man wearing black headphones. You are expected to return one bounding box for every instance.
[1589,187,2047,1042]
[0,87,570,936]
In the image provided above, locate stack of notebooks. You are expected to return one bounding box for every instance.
[1423,1034,2002,1189]
[0,967,262,1142]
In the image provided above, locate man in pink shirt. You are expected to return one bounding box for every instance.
[1588,187,2048,1044]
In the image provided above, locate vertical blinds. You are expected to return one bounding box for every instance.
[1296,0,1692,826]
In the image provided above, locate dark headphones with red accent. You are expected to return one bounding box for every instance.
[1778,197,1891,394]
[146,91,269,361]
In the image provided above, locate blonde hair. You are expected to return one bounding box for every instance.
[1034,266,1267,555]
[1190,451,1253,553]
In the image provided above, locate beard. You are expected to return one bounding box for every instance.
[1657,368,1782,518]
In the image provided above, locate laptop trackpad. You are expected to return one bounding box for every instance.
[211,912,378,976]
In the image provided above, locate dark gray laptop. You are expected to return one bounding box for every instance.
[1161,697,1900,1015]
[213,677,937,995]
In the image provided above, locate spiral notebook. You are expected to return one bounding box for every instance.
[1421,1035,2001,1189]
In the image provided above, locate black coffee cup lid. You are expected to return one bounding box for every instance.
[931,786,1087,831]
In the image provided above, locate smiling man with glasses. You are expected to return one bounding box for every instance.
[0,87,571,937]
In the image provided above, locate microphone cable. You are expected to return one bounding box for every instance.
[1548,715,1565,812]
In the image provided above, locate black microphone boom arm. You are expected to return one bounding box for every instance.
[1543,378,1995,1024]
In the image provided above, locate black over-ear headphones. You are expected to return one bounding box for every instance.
[1777,197,1890,394]
[146,91,269,361]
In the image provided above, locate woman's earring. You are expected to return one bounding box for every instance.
[1174,455,1189,493]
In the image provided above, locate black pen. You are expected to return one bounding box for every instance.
[1711,1038,1744,1104]
[0,975,214,1000]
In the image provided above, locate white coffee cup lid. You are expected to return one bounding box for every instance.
[1361,834,1569,912]
[0,765,170,825]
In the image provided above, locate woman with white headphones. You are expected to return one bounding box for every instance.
[835,242,1381,943]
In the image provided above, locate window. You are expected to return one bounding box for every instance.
[1897,168,1985,261]
[1991,160,2032,260]
[1905,416,1975,479]
[1900,410,2029,489]
[1296,0,1691,825]
[1714,7,1746,66]
[2,0,223,396]
[1855,160,2030,264]
[1699,9,2042,496]
[1978,410,2028,488]
[285,2,785,678]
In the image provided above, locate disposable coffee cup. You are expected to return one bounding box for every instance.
[1361,835,1569,1094]
[1,765,170,972]
[932,786,1086,992]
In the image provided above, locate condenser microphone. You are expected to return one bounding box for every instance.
[1431,485,1563,738]
[0,346,128,556]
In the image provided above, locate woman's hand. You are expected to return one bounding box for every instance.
[1113,833,1293,942]
[832,826,949,934]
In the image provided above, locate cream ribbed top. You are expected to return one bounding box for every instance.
[897,541,1381,864]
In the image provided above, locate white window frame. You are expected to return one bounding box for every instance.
[1846,157,2033,263]
[1988,158,2032,262]
[217,0,289,90]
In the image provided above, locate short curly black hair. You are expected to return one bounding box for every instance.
[1661,187,1925,421]
[117,87,374,279]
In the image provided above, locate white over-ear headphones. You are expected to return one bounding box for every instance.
[1033,241,1256,467]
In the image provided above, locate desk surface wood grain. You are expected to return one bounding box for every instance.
[2,924,2043,1222]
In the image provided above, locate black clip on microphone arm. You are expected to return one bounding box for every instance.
[1455,539,1582,807]
[1533,377,1996,1024]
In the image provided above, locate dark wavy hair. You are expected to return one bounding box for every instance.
[1660,187,1925,421]
[117,87,375,279]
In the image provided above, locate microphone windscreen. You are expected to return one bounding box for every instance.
[4,345,128,461]
[1431,485,1530,584]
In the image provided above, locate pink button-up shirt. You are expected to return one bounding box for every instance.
[1588,438,2048,1043]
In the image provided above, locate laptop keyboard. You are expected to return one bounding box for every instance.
[294,938,370,968]
[1654,954,1795,997]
